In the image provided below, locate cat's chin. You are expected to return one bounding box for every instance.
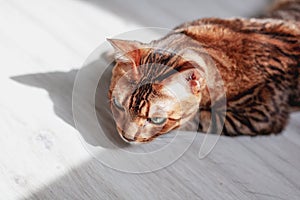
[120,136,154,144]
[119,135,142,145]
[116,127,151,144]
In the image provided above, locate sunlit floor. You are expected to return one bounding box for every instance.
[1,0,300,199]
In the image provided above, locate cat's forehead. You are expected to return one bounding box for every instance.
[141,48,182,66]
[113,78,174,102]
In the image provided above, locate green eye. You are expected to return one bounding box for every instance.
[149,117,167,125]
[113,97,124,110]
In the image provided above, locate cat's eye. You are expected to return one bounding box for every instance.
[148,117,167,125]
[113,97,124,110]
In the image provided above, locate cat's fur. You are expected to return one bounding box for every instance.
[108,0,300,143]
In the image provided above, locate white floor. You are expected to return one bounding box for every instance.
[1,0,300,199]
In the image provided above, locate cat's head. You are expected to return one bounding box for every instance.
[107,39,206,143]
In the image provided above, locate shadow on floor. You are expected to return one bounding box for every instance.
[12,70,76,127]
[11,56,128,148]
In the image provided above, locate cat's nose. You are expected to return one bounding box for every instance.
[121,122,138,142]
[125,122,138,133]
[122,135,136,142]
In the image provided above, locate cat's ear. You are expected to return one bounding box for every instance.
[163,68,205,96]
[181,68,205,96]
[107,38,143,64]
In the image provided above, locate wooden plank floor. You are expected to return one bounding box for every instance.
[1,0,300,199]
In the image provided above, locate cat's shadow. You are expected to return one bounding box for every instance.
[11,56,129,149]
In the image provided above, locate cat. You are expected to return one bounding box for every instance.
[108,0,300,143]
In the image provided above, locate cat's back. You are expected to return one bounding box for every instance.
[170,17,300,102]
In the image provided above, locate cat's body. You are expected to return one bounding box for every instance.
[108,0,300,143]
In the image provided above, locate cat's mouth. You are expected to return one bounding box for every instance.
[117,127,155,144]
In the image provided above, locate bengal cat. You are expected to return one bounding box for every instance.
[108,0,300,143]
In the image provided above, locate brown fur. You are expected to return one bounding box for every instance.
[108,0,300,142]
